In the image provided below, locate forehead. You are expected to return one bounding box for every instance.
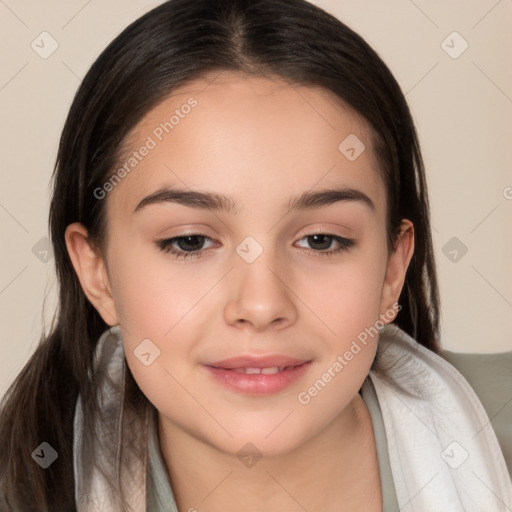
[107,71,385,220]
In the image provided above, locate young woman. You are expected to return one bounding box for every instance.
[1,0,510,510]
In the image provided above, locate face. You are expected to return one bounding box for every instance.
[67,71,413,458]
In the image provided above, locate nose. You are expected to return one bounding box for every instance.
[224,251,298,332]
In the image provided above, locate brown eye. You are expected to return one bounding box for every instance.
[156,234,215,259]
[296,233,354,256]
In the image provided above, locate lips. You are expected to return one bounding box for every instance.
[203,355,312,395]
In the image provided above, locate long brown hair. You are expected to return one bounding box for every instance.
[0,0,440,509]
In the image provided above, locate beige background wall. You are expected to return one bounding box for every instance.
[1,0,511,398]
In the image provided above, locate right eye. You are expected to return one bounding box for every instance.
[156,234,216,260]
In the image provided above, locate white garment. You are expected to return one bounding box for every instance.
[73,325,148,511]
[73,324,512,511]
[364,324,512,511]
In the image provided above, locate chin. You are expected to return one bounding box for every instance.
[202,420,310,461]
[222,436,303,461]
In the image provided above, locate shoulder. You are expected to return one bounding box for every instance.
[438,349,512,480]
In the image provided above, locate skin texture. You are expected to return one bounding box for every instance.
[65,71,414,511]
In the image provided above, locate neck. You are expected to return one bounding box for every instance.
[157,393,382,512]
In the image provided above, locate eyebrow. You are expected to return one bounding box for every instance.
[133,186,375,215]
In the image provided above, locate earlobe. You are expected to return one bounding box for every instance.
[379,220,414,323]
[64,223,119,326]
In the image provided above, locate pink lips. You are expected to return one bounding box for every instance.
[203,354,312,395]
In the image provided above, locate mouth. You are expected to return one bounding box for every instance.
[203,355,312,395]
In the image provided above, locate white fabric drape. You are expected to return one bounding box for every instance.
[364,324,512,511]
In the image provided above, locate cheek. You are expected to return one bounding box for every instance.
[302,239,387,395]
[107,239,211,339]
[310,246,387,340]
[106,241,218,396]
[293,259,385,431]
[109,246,203,419]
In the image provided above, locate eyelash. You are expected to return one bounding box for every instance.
[156,232,355,260]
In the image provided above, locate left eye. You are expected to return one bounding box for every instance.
[156,233,354,260]
[295,233,354,254]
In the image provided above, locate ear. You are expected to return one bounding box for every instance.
[64,222,119,326]
[379,219,414,323]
